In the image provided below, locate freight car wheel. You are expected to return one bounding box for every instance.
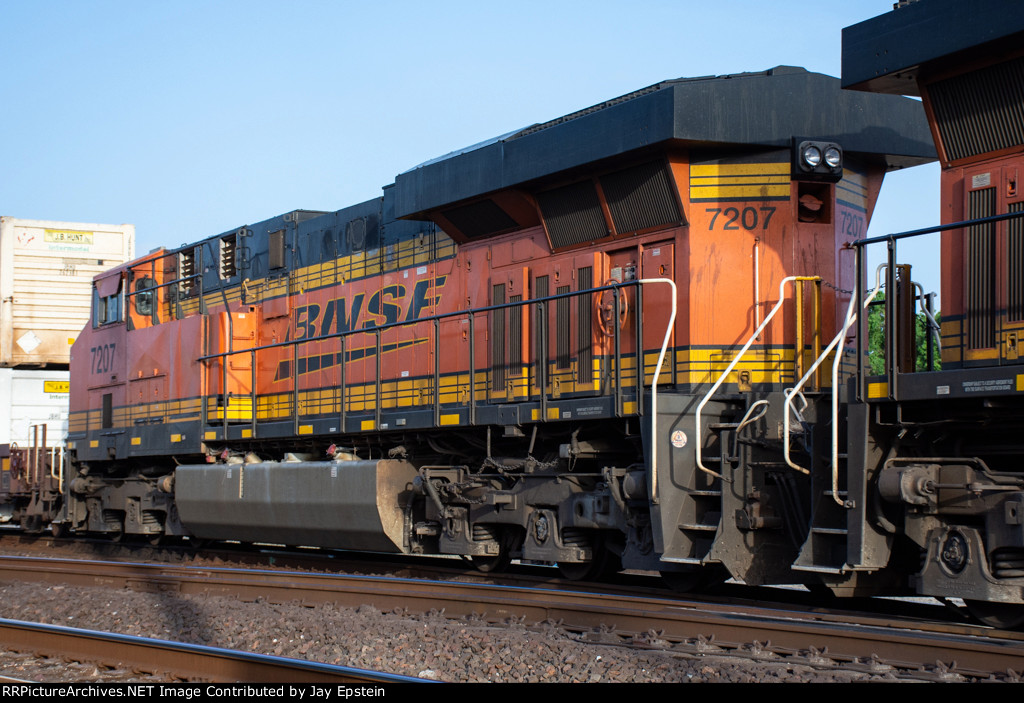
[965,600,1024,629]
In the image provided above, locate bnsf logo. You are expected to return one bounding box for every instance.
[292,276,446,340]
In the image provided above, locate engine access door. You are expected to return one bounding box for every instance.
[203,311,257,425]
[641,241,676,386]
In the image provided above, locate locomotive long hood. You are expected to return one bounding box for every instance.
[392,66,936,220]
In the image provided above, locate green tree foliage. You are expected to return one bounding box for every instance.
[866,292,941,375]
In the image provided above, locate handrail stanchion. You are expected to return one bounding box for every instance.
[636,278,676,505]
[783,266,885,477]
[250,349,256,438]
[375,330,382,430]
[538,302,547,421]
[613,288,622,416]
[635,284,644,412]
[433,318,441,427]
[292,341,300,435]
[468,312,476,425]
[339,335,347,432]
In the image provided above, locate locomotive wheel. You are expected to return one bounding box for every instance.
[659,569,704,593]
[471,551,512,573]
[470,528,518,573]
[965,599,1024,629]
[558,540,620,581]
[50,522,70,539]
[660,565,728,593]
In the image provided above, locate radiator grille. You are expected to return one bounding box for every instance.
[509,294,523,369]
[1010,202,1024,322]
[928,56,1024,162]
[537,181,607,249]
[535,276,549,383]
[556,285,571,369]
[577,267,593,383]
[491,284,506,390]
[600,160,682,233]
[967,187,996,349]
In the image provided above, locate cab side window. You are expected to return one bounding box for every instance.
[134,276,155,317]
[93,277,123,327]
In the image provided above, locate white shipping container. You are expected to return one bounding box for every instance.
[0,368,69,446]
[0,216,135,367]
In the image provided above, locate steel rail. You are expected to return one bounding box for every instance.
[0,617,428,683]
[0,555,1021,678]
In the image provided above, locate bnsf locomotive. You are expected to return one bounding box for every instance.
[11,1,1024,627]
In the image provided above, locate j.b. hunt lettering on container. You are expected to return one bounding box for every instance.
[276,276,446,380]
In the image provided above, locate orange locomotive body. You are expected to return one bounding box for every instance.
[61,67,941,591]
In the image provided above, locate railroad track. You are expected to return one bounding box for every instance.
[0,617,427,683]
[0,554,1020,680]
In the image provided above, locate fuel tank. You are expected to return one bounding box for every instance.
[174,459,417,552]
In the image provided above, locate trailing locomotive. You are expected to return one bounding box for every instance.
[841,0,1024,627]
[18,0,1021,628]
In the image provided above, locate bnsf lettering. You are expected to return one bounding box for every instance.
[365,284,405,327]
[90,343,117,374]
[294,276,446,340]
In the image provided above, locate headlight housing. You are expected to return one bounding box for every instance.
[792,140,843,182]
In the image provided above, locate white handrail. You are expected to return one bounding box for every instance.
[695,276,817,480]
[638,278,677,505]
[782,265,886,483]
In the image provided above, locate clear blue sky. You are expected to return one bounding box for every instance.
[0,1,941,294]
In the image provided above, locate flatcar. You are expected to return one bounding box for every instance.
[0,217,134,531]
[23,0,1024,629]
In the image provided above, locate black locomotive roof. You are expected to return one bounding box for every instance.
[392,66,936,220]
[842,0,1024,95]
